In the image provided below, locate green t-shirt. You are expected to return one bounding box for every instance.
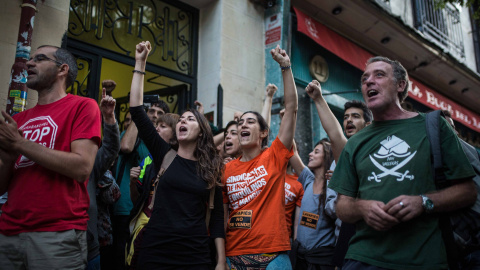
[329,114,475,270]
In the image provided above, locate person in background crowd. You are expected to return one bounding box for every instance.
[102,79,117,97]
[305,80,373,268]
[0,45,101,269]
[129,41,226,269]
[442,110,480,270]
[288,139,336,270]
[126,112,179,269]
[123,111,132,132]
[112,90,169,269]
[222,45,297,269]
[329,56,476,270]
[278,108,304,243]
[97,163,121,270]
[86,88,121,270]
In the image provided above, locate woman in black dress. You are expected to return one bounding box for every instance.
[129,41,226,270]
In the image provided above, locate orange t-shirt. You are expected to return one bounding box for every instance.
[284,174,304,237]
[222,138,293,256]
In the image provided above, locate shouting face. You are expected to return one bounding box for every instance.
[361,61,404,113]
[343,107,368,139]
[238,112,267,150]
[176,111,201,143]
[224,124,241,157]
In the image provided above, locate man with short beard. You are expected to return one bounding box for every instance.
[0,45,101,269]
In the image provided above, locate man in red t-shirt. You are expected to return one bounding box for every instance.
[0,45,101,269]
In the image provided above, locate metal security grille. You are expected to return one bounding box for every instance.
[414,0,465,59]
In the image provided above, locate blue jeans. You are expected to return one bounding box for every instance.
[227,253,292,270]
[86,255,101,270]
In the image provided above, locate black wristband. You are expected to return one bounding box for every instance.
[132,70,146,75]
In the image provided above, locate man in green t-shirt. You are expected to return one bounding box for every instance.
[329,56,477,270]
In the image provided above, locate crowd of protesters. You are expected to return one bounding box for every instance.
[0,40,478,270]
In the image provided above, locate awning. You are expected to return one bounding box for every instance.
[294,7,480,133]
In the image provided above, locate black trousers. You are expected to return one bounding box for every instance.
[112,215,131,270]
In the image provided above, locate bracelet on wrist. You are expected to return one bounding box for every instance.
[132,70,146,75]
[280,65,291,71]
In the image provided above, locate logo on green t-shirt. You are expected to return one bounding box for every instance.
[368,135,417,182]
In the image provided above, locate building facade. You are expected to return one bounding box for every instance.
[1,0,479,162]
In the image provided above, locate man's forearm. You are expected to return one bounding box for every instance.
[103,113,116,125]
[336,195,365,223]
[428,179,476,213]
[14,138,98,183]
[92,122,120,181]
[120,122,139,153]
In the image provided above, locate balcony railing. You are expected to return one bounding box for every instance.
[414,0,465,59]
[373,0,391,12]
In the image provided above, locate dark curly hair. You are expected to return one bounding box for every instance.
[344,100,373,123]
[186,109,224,188]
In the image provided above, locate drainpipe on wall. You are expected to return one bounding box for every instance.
[6,0,38,116]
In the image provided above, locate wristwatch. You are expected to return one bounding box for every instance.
[420,194,434,213]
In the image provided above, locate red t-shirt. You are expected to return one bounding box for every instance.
[222,138,293,256]
[0,94,101,235]
[284,174,304,237]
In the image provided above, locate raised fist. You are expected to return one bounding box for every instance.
[270,45,291,67]
[135,41,152,62]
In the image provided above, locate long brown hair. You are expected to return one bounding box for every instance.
[187,109,223,188]
[314,139,333,212]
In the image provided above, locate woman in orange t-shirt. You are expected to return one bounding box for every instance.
[222,45,297,269]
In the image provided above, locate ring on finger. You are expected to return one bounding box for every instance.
[399,201,405,208]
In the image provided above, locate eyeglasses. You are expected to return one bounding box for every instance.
[28,54,63,66]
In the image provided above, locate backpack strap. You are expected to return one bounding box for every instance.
[205,186,215,229]
[425,110,449,188]
[425,111,442,177]
[425,110,459,270]
[148,149,177,210]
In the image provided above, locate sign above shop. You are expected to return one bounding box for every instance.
[309,55,329,82]
[265,13,282,46]
[294,7,480,133]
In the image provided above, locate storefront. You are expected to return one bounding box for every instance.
[291,7,480,152]
[66,0,199,130]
